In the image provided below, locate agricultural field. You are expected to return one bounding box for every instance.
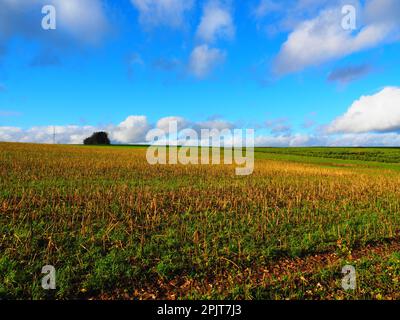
[1,142,400,300]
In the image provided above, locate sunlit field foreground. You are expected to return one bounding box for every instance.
[2,142,400,300]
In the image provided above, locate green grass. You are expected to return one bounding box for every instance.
[256,147,400,163]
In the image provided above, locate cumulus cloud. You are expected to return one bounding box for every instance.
[2,114,400,147]
[270,0,400,75]
[110,115,151,144]
[149,116,236,146]
[326,132,400,146]
[50,0,109,43]
[274,6,393,75]
[327,87,400,134]
[255,133,322,147]
[188,0,233,79]
[196,0,235,43]
[259,132,400,147]
[156,116,188,133]
[155,116,234,135]
[131,0,194,29]
[253,0,337,36]
[188,45,226,78]
[0,125,99,144]
[0,117,150,145]
[0,115,237,145]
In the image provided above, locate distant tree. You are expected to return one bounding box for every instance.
[83,132,111,145]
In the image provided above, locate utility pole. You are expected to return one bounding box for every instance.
[53,126,56,144]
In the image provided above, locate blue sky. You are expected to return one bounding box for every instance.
[1,0,400,146]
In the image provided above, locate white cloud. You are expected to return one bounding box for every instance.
[110,115,151,144]
[253,0,338,36]
[0,115,236,145]
[196,0,235,43]
[274,6,393,75]
[2,114,400,147]
[327,87,400,134]
[189,0,233,78]
[0,125,99,144]
[0,116,151,145]
[51,0,109,44]
[0,127,22,142]
[188,45,226,78]
[255,134,321,147]
[154,116,235,142]
[156,116,188,133]
[0,117,150,145]
[327,133,400,146]
[255,132,400,147]
[131,0,194,29]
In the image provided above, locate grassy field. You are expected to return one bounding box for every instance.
[1,142,400,300]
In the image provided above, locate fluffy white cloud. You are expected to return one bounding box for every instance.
[255,134,321,147]
[189,0,233,79]
[110,115,151,144]
[196,0,235,43]
[274,6,393,75]
[2,114,400,147]
[254,132,400,147]
[0,126,23,142]
[131,0,194,29]
[51,0,109,43]
[0,116,151,145]
[156,116,188,133]
[327,133,400,146]
[0,115,237,145]
[0,125,99,144]
[327,87,400,134]
[188,45,226,78]
[0,116,235,145]
[254,0,338,36]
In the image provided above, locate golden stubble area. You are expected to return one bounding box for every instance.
[1,142,400,299]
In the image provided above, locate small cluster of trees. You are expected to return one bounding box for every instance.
[83,132,110,145]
